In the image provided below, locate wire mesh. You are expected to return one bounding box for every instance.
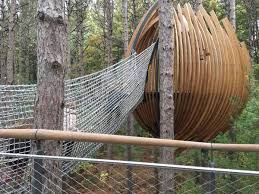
[0,44,154,191]
[0,152,258,194]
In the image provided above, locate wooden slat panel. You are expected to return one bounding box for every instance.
[126,3,250,142]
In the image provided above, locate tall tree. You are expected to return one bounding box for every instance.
[105,0,113,66]
[32,0,67,193]
[0,0,6,84]
[122,0,128,56]
[146,0,153,9]
[122,1,134,193]
[194,0,202,11]
[228,0,236,30]
[65,0,71,78]
[158,0,175,193]
[243,0,257,60]
[131,0,138,29]
[227,1,238,192]
[6,0,16,84]
[105,0,114,159]
[17,0,37,84]
[76,0,87,76]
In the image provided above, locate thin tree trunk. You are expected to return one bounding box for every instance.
[227,1,237,192]
[146,0,153,9]
[244,0,257,59]
[126,115,134,194]
[131,0,137,29]
[77,1,86,76]
[229,0,236,30]
[106,0,114,160]
[106,0,113,66]
[0,0,5,84]
[122,2,134,192]
[32,0,67,193]
[158,0,175,193]
[122,0,128,56]
[66,0,71,78]
[200,149,211,192]
[6,0,16,85]
[194,0,203,12]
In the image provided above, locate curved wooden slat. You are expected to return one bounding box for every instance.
[127,3,251,142]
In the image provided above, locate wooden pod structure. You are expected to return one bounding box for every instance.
[127,3,251,142]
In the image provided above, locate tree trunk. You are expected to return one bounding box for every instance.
[200,149,211,192]
[122,0,128,56]
[146,0,153,9]
[243,0,257,59]
[158,0,175,194]
[76,0,86,76]
[0,0,5,84]
[106,0,114,159]
[6,0,16,85]
[227,1,237,192]
[122,2,134,193]
[131,0,138,29]
[32,0,67,193]
[66,0,71,78]
[228,0,236,30]
[106,0,113,66]
[194,0,203,12]
[126,116,134,194]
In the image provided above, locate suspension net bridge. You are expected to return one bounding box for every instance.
[0,3,255,194]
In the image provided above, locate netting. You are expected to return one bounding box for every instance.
[0,44,154,178]
[1,152,258,194]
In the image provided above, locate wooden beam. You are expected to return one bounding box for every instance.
[0,129,258,152]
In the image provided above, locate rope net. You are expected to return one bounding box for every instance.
[0,44,154,190]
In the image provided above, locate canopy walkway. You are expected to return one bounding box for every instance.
[0,3,252,194]
[0,45,154,172]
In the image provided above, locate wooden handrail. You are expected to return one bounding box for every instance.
[0,129,258,152]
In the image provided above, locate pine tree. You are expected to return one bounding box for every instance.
[158,0,175,193]
[6,0,16,84]
[32,0,68,193]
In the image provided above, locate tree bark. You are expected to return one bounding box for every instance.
[66,0,71,78]
[226,1,238,192]
[76,0,86,76]
[126,115,134,194]
[228,0,236,30]
[122,0,129,56]
[243,0,257,59]
[6,0,16,85]
[131,0,138,29]
[18,0,37,84]
[122,1,134,193]
[0,0,6,84]
[146,0,153,9]
[105,0,114,159]
[32,0,67,193]
[194,0,203,12]
[158,0,175,193]
[106,0,113,66]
